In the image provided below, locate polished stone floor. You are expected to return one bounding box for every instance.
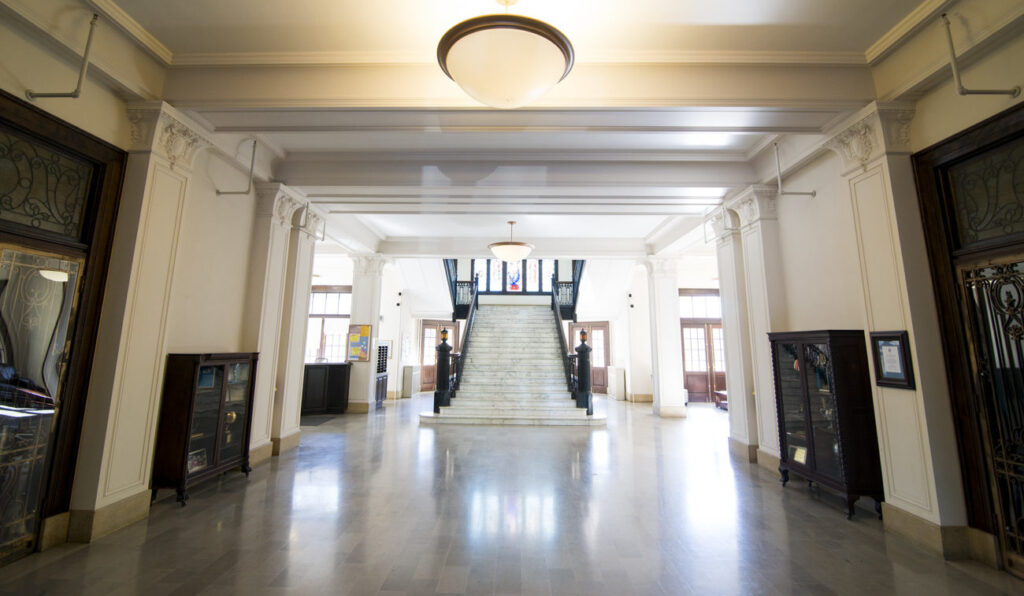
[2,395,1021,595]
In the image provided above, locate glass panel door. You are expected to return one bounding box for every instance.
[188,365,223,474]
[218,362,250,462]
[0,248,82,562]
[775,342,809,466]
[804,344,843,482]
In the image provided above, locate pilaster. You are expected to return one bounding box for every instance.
[725,184,785,460]
[70,102,210,541]
[644,257,686,418]
[348,254,387,411]
[825,102,969,546]
[706,207,758,461]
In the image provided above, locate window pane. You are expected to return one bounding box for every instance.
[679,296,694,318]
[542,259,555,293]
[322,318,349,362]
[489,260,503,292]
[325,292,340,315]
[306,317,323,362]
[337,293,352,316]
[526,260,539,292]
[422,328,437,365]
[311,292,327,314]
[683,327,707,372]
[474,259,487,291]
[507,261,522,292]
[592,329,606,368]
[707,296,722,319]
[712,327,726,372]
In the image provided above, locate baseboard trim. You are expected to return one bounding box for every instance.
[39,512,69,550]
[881,503,972,559]
[68,490,150,543]
[250,441,273,465]
[756,449,781,473]
[347,402,371,413]
[627,393,653,403]
[271,429,301,455]
[967,527,1000,568]
[729,438,758,463]
[656,404,687,418]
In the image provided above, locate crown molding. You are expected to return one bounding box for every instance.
[865,0,953,65]
[86,0,173,65]
[169,49,867,68]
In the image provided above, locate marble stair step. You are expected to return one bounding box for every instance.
[449,399,577,409]
[440,407,588,418]
[419,412,606,427]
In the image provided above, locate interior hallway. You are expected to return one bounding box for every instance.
[0,397,1018,596]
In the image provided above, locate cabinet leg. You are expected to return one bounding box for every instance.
[176,489,189,507]
[779,467,789,487]
[846,496,858,520]
[874,499,883,520]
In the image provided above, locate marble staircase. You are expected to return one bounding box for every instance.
[419,305,606,426]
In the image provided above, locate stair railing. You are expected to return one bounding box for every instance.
[451,277,480,396]
[550,274,576,398]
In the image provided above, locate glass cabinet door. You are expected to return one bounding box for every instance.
[804,344,844,482]
[774,342,809,466]
[218,362,250,462]
[188,365,223,475]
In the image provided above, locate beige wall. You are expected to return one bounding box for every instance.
[164,150,256,353]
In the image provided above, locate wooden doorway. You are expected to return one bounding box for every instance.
[913,102,1024,578]
[679,290,726,404]
[569,322,609,394]
[419,320,458,392]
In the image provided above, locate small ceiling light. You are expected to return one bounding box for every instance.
[437,0,574,109]
[39,270,69,283]
[489,220,533,262]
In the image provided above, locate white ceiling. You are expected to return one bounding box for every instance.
[357,214,668,240]
[117,0,920,60]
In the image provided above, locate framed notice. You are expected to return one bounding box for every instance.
[348,324,372,362]
[869,331,915,389]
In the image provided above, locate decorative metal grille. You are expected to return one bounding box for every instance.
[949,136,1024,248]
[0,127,91,239]
[964,260,1024,558]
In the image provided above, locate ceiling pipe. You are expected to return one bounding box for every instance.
[940,14,1020,98]
[26,14,100,100]
[216,138,258,196]
[773,143,815,198]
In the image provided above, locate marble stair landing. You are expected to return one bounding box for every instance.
[420,305,606,427]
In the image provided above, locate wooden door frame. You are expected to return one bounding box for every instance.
[912,101,1024,540]
[680,318,723,402]
[569,321,610,393]
[419,320,459,391]
[0,90,125,520]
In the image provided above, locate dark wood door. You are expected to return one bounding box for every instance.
[681,322,727,403]
[419,320,458,392]
[570,322,609,394]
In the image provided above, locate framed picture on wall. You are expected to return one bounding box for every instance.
[348,324,372,362]
[869,331,915,389]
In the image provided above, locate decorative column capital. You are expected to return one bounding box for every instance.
[126,101,212,171]
[353,254,387,277]
[644,257,678,279]
[705,207,741,246]
[824,101,915,175]
[300,208,324,238]
[255,183,306,226]
[727,185,778,228]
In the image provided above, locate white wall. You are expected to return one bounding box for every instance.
[626,264,653,398]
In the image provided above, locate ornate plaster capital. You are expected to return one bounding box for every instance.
[353,254,387,278]
[824,102,914,175]
[127,102,211,170]
[255,183,306,225]
[705,207,740,245]
[644,257,678,279]
[301,209,324,238]
[727,185,778,228]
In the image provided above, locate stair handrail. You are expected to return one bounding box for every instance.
[443,258,458,312]
[452,276,480,395]
[550,274,575,393]
[572,260,585,313]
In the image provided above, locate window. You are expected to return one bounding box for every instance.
[470,258,557,294]
[679,292,721,319]
[306,285,352,362]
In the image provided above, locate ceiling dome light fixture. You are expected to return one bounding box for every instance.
[489,220,534,262]
[437,0,574,109]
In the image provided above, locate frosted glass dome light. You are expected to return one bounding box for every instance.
[437,13,574,109]
[489,221,534,262]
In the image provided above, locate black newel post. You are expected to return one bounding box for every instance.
[434,330,452,413]
[575,330,593,415]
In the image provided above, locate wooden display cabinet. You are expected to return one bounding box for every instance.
[151,353,258,505]
[769,331,884,519]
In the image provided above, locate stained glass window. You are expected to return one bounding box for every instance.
[506,260,522,292]
[526,260,539,292]
[542,259,555,293]
[489,260,503,292]
[473,259,487,291]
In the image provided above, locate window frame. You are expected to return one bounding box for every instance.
[307,284,352,363]
[471,258,557,295]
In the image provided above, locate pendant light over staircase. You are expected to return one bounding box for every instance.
[437,0,574,109]
[489,220,533,262]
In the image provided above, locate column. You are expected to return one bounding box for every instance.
[271,208,322,454]
[70,102,210,541]
[707,207,758,462]
[727,185,786,462]
[348,254,386,412]
[645,257,686,417]
[242,184,304,463]
[825,102,969,555]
